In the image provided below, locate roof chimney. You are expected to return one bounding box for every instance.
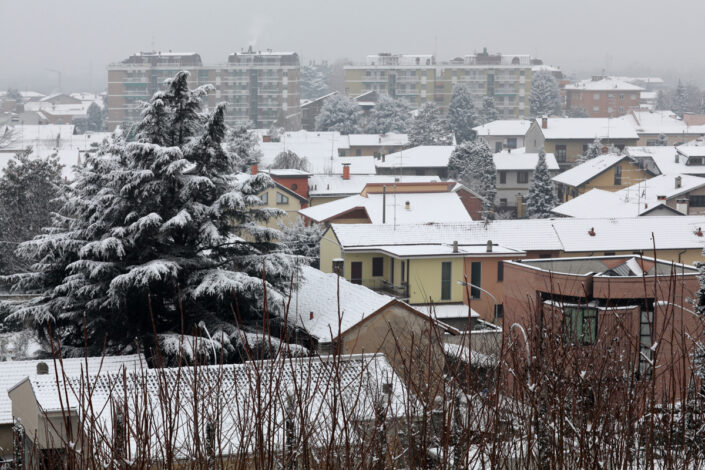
[405,200,411,210]
[309,311,314,320]
[251,164,258,175]
[36,362,49,375]
[675,176,682,188]
[452,240,458,253]
[342,163,351,180]
[541,116,548,129]
[696,227,703,237]
[588,227,596,236]
[486,240,493,252]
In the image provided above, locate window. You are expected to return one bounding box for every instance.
[614,165,622,185]
[401,261,406,283]
[470,262,481,299]
[690,196,705,207]
[260,192,269,204]
[499,198,507,207]
[495,141,503,152]
[593,106,600,112]
[276,192,289,204]
[495,304,504,319]
[291,183,298,191]
[441,262,452,300]
[604,252,615,256]
[355,149,362,156]
[372,257,384,277]
[555,145,567,162]
[593,93,600,100]
[499,171,507,184]
[563,307,597,345]
[619,94,625,100]
[507,138,517,149]
[517,171,529,184]
[497,261,504,282]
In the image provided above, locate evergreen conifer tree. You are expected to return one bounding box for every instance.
[226,122,262,171]
[448,140,495,217]
[364,95,411,134]
[315,94,362,134]
[5,72,295,362]
[447,84,477,143]
[478,97,499,125]
[674,80,689,118]
[577,137,603,164]
[526,149,557,218]
[409,102,453,146]
[530,72,561,117]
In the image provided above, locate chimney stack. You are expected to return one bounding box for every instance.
[452,240,458,253]
[405,200,411,210]
[309,311,314,320]
[251,164,258,175]
[675,176,682,188]
[541,116,548,129]
[486,240,493,252]
[342,163,351,180]
[36,362,49,375]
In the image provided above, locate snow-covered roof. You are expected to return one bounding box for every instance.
[16,354,408,457]
[493,148,559,171]
[264,168,311,177]
[344,133,409,147]
[24,101,91,117]
[290,266,395,342]
[416,304,480,319]
[1,354,145,425]
[309,174,440,197]
[329,216,705,253]
[552,174,705,218]
[345,243,523,258]
[375,146,455,169]
[626,146,705,177]
[551,154,633,187]
[537,118,639,140]
[444,343,499,368]
[618,110,705,136]
[259,131,385,175]
[473,119,532,137]
[300,191,472,224]
[565,77,644,92]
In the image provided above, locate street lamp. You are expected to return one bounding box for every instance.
[457,280,501,320]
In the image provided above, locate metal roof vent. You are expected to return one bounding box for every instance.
[36,362,49,375]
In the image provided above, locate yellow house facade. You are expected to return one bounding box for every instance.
[552,155,655,202]
[258,183,308,228]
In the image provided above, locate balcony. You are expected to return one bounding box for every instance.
[355,279,409,300]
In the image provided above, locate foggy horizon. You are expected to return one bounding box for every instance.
[2,0,705,93]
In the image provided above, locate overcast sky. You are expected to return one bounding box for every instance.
[2,0,704,92]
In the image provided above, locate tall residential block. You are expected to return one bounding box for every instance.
[107,49,301,131]
[344,49,533,118]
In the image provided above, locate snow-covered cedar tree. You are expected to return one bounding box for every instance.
[530,71,562,117]
[270,150,310,171]
[364,94,411,134]
[448,140,496,217]
[409,102,453,146]
[0,147,63,274]
[567,107,590,118]
[226,121,262,171]
[4,72,298,363]
[478,96,499,125]
[315,94,362,134]
[526,149,557,219]
[86,102,105,132]
[279,220,323,268]
[5,88,22,104]
[673,79,689,118]
[447,84,477,144]
[577,137,603,164]
[300,63,330,100]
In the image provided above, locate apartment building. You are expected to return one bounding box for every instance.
[565,76,643,118]
[344,49,532,118]
[107,49,301,131]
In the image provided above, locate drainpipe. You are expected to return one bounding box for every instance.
[677,249,686,264]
